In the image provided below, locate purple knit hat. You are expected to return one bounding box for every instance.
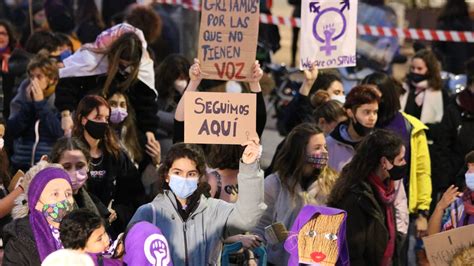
[27,167,72,261]
[284,205,350,266]
[123,221,173,266]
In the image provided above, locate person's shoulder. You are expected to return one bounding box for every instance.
[402,112,428,132]
[264,172,282,186]
[3,216,34,242]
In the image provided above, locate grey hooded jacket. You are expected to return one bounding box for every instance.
[129,161,266,265]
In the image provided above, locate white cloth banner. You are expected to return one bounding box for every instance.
[300,0,358,69]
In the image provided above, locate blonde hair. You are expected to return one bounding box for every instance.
[301,167,339,206]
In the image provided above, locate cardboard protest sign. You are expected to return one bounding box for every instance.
[197,0,260,81]
[423,224,474,266]
[300,0,358,69]
[184,91,257,144]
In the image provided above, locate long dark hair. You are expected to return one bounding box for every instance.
[49,137,91,164]
[155,54,190,106]
[412,49,443,91]
[274,123,324,196]
[0,19,17,51]
[73,95,121,159]
[361,72,402,126]
[328,129,404,205]
[156,143,209,196]
[108,92,143,163]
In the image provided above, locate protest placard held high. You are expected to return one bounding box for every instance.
[198,0,260,81]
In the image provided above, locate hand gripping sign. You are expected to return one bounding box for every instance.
[197,0,260,81]
[184,91,257,145]
[300,0,358,69]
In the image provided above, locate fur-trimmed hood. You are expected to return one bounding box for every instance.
[11,161,64,219]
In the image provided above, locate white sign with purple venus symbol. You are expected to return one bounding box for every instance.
[144,234,171,266]
[300,0,358,70]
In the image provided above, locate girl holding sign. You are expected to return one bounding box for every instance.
[173,59,267,143]
[129,138,265,265]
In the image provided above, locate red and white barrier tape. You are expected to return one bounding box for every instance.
[357,24,474,43]
[152,0,474,43]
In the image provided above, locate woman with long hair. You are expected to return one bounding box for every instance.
[107,92,146,165]
[56,23,159,164]
[255,122,339,264]
[328,129,407,265]
[73,95,144,235]
[400,50,446,248]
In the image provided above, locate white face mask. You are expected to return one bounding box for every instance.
[174,80,188,95]
[330,95,346,104]
[0,138,4,150]
[466,172,474,191]
[225,81,243,93]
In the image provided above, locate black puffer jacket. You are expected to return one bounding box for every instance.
[2,216,41,266]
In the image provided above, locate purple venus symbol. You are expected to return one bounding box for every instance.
[312,7,347,57]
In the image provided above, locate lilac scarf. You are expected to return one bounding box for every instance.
[123,221,173,266]
[27,167,72,261]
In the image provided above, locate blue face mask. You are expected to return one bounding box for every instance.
[466,172,474,191]
[59,50,72,61]
[168,175,198,199]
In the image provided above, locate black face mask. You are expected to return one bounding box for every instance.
[388,162,408,180]
[85,120,108,140]
[407,72,428,84]
[352,117,373,137]
[118,64,131,78]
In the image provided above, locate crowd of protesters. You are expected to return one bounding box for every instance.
[0,0,473,266]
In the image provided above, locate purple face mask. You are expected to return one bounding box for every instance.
[306,151,329,169]
[110,107,128,124]
[69,168,88,191]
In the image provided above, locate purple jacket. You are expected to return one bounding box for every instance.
[284,205,350,266]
